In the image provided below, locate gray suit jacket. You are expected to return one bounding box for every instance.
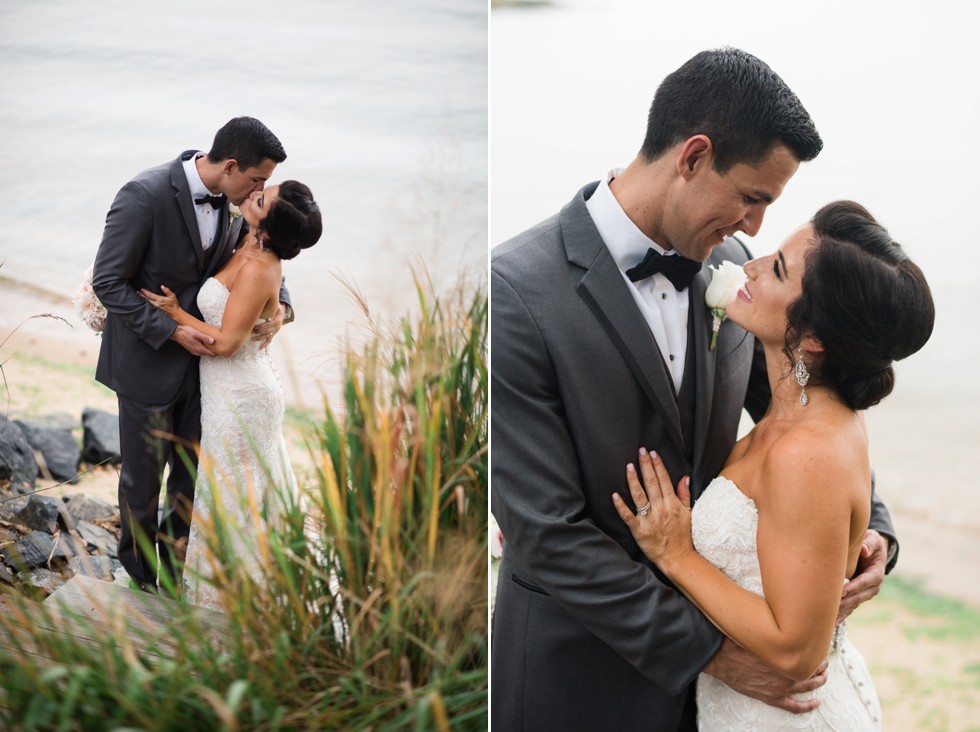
[93,150,290,404]
[490,182,895,731]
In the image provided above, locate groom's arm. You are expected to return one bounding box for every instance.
[491,269,722,697]
[93,181,182,349]
[868,471,898,571]
[279,278,294,323]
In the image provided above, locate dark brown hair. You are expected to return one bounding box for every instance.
[257,180,322,261]
[785,201,934,410]
[640,47,823,172]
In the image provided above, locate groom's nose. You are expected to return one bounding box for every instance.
[739,207,765,237]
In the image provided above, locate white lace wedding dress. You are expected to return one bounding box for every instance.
[692,476,882,731]
[183,277,297,609]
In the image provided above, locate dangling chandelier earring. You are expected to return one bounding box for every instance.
[795,347,810,406]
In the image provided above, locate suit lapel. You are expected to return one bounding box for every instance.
[170,154,206,271]
[688,271,716,493]
[563,186,686,456]
[205,213,244,279]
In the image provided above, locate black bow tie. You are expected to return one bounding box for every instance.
[195,194,226,209]
[625,248,702,291]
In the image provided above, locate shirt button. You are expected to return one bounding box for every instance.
[669,355,675,361]
[661,293,667,299]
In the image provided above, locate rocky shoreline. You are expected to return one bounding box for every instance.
[0,408,124,598]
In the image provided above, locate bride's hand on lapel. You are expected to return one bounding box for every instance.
[612,448,693,573]
[140,285,182,317]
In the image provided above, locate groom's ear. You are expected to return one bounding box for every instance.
[222,159,238,176]
[677,135,713,179]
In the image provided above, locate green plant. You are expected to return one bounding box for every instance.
[0,277,488,731]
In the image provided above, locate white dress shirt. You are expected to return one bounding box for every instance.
[585,169,690,393]
[182,153,223,250]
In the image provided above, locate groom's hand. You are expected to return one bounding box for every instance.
[836,529,888,624]
[251,303,286,349]
[704,638,826,713]
[170,325,216,357]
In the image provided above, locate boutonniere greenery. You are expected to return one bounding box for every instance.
[704,261,746,351]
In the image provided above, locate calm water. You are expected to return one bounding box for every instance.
[0,0,487,403]
[491,0,980,595]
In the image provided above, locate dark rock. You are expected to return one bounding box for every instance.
[64,493,117,522]
[58,502,79,532]
[0,414,38,493]
[1,531,67,569]
[81,407,121,465]
[0,563,14,585]
[57,532,86,557]
[26,413,77,430]
[14,495,61,533]
[70,554,118,581]
[76,520,117,557]
[14,420,81,483]
[0,494,29,520]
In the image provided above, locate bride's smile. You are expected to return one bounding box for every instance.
[727,224,811,347]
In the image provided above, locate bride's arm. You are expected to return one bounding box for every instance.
[614,439,859,681]
[140,263,278,357]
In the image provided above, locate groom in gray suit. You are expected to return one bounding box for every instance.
[491,49,897,730]
[93,117,292,592]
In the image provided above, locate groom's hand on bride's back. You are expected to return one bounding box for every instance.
[836,528,888,624]
[171,324,216,357]
[704,638,827,713]
[251,303,286,350]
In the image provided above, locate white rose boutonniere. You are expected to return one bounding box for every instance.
[229,203,241,224]
[705,261,746,351]
[73,264,107,334]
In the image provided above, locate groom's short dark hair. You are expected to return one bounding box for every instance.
[207,116,287,170]
[639,47,823,172]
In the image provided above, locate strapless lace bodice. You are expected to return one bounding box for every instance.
[184,277,296,608]
[197,276,267,357]
[692,477,881,731]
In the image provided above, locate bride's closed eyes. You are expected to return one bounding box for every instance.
[773,250,788,281]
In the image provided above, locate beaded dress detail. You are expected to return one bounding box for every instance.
[184,277,297,609]
[692,477,881,731]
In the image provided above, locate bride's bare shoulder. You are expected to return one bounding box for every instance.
[727,431,753,463]
[761,413,869,499]
[234,255,281,289]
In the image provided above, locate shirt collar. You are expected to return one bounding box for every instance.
[586,168,674,274]
[182,151,216,201]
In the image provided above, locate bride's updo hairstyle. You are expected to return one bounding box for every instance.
[785,201,934,410]
[256,180,322,260]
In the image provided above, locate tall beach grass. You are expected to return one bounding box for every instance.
[0,276,488,731]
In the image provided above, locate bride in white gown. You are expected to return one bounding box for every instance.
[613,201,934,730]
[141,180,322,608]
